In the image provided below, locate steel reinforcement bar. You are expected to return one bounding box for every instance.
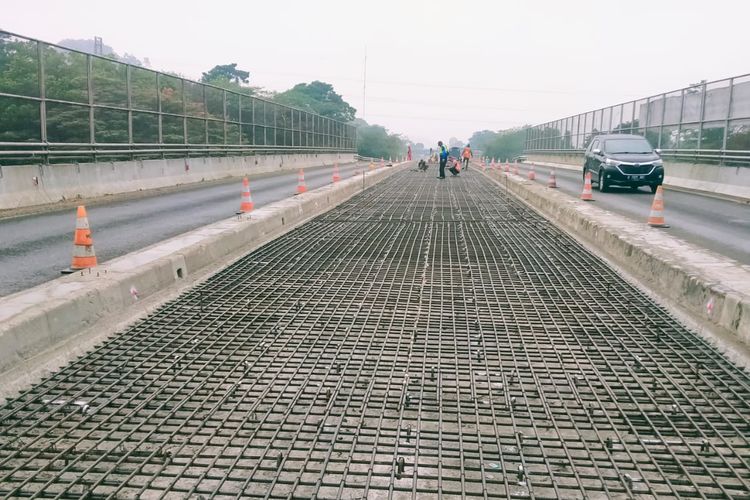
[0,168,749,498]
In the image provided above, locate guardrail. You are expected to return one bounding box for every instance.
[525,73,750,166]
[0,30,357,165]
[524,148,750,166]
[0,142,355,164]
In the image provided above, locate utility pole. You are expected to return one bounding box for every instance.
[94,37,103,56]
[362,45,367,121]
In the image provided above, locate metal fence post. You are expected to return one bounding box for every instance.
[182,78,187,148]
[656,93,667,148]
[723,78,734,153]
[87,54,95,145]
[697,82,707,150]
[126,65,133,156]
[37,41,47,144]
[156,72,163,146]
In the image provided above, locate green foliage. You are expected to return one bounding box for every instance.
[201,63,249,85]
[0,35,359,155]
[467,130,498,154]
[727,126,750,151]
[0,35,41,142]
[468,127,529,161]
[355,120,406,159]
[199,63,262,95]
[275,81,356,122]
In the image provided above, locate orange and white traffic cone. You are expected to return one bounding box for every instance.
[647,186,669,227]
[239,177,254,213]
[527,164,536,180]
[513,163,519,176]
[69,205,97,270]
[333,162,341,183]
[380,157,385,168]
[580,172,594,201]
[297,169,307,194]
[547,168,557,188]
[369,160,375,170]
[504,160,510,173]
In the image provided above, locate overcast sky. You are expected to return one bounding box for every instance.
[3,0,749,146]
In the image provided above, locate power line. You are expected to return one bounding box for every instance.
[365,112,525,125]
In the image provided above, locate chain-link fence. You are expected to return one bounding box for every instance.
[0,31,357,164]
[525,74,750,165]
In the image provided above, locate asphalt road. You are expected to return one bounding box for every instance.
[486,161,750,265]
[2,160,747,297]
[0,161,372,297]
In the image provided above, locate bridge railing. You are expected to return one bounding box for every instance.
[525,74,750,166]
[0,31,357,165]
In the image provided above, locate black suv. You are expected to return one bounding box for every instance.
[583,134,664,193]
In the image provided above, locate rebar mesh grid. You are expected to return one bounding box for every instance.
[1,171,749,499]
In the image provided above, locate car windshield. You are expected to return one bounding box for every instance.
[604,138,653,154]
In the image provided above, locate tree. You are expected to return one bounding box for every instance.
[201,63,250,85]
[274,81,356,122]
[355,120,407,159]
[467,130,498,153]
[482,127,528,161]
[199,63,261,94]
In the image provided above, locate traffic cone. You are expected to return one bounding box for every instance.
[369,160,375,170]
[70,205,97,270]
[647,186,669,227]
[239,177,254,213]
[380,157,384,168]
[297,169,307,194]
[527,164,536,180]
[333,162,341,183]
[513,163,519,176]
[547,168,557,188]
[580,172,594,201]
[504,160,510,173]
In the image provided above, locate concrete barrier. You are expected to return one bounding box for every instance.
[483,166,750,364]
[526,153,750,202]
[0,152,356,210]
[0,162,406,400]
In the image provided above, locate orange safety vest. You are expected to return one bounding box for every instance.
[462,147,472,159]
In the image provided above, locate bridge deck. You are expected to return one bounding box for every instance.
[1,170,749,498]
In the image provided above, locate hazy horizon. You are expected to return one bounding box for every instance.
[3,0,749,146]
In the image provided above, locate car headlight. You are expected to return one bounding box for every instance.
[653,160,663,167]
[605,158,620,166]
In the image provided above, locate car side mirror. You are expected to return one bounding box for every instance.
[592,148,601,155]
[655,148,662,155]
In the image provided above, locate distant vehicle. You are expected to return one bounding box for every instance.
[512,155,527,163]
[448,147,462,161]
[583,134,664,193]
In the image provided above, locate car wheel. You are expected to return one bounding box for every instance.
[598,170,608,192]
[650,183,660,194]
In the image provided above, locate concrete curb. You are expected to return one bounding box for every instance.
[0,152,357,211]
[482,167,750,360]
[0,162,407,397]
